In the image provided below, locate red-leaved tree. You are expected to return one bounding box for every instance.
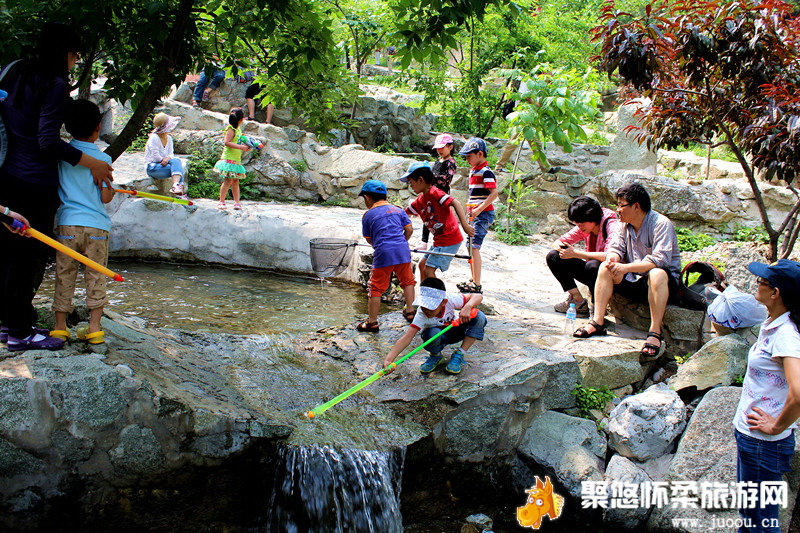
[592,0,800,260]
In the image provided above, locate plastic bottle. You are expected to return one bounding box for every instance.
[564,303,577,335]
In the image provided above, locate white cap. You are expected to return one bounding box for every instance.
[413,287,447,310]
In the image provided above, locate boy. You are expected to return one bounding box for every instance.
[50,99,115,345]
[358,179,417,332]
[383,277,486,375]
[401,161,474,282]
[458,137,498,294]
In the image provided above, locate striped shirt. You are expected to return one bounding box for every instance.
[468,162,497,212]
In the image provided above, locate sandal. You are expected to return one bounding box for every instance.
[573,319,607,338]
[641,331,666,359]
[356,321,380,333]
[76,327,105,345]
[217,201,227,210]
[191,100,200,108]
[233,203,242,210]
[457,280,483,294]
[402,309,416,323]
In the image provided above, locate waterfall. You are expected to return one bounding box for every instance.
[267,445,405,533]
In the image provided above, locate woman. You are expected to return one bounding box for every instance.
[546,195,617,317]
[734,259,800,532]
[0,22,113,351]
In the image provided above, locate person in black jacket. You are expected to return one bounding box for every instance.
[0,22,113,351]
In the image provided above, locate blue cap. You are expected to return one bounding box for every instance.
[359,179,387,196]
[399,161,432,183]
[748,259,800,300]
[459,137,488,156]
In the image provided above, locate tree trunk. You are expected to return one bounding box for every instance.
[105,0,195,161]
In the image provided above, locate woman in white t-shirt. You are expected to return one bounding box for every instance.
[733,259,800,532]
[144,113,186,197]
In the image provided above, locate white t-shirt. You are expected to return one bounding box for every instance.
[144,133,174,165]
[733,312,800,441]
[410,292,468,331]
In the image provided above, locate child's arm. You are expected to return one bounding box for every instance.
[223,128,250,152]
[403,223,413,241]
[100,184,115,204]
[460,293,483,320]
[471,189,499,216]
[383,327,418,367]
[450,198,475,237]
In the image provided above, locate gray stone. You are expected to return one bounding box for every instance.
[607,384,686,461]
[669,334,750,391]
[606,100,658,173]
[0,437,47,477]
[574,346,645,390]
[109,425,165,477]
[603,454,653,529]
[440,403,508,461]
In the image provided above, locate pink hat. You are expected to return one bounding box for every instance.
[432,133,454,149]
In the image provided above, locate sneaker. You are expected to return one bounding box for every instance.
[217,201,227,210]
[553,296,590,316]
[7,333,64,352]
[419,355,444,374]
[170,183,183,194]
[233,203,242,210]
[446,349,465,374]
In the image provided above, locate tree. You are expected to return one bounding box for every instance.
[592,0,800,260]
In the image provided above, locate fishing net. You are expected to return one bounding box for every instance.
[309,238,356,278]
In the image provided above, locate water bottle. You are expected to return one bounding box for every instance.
[564,303,577,335]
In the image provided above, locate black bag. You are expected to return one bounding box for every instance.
[674,261,727,310]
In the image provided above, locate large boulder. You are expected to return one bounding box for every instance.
[605,100,658,174]
[602,454,654,529]
[607,384,686,461]
[669,334,750,392]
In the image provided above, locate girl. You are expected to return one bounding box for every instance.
[734,259,800,532]
[215,108,250,210]
[420,133,457,249]
[144,113,186,197]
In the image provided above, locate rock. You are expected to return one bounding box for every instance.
[605,100,658,174]
[603,454,653,529]
[607,384,686,461]
[465,513,493,529]
[573,343,645,390]
[517,411,606,499]
[669,334,749,391]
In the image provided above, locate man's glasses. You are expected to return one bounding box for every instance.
[757,278,775,288]
[617,203,631,209]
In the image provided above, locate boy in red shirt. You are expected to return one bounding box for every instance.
[401,161,474,282]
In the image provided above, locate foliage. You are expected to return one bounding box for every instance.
[572,383,615,417]
[733,225,770,245]
[674,352,691,364]
[128,113,156,153]
[675,228,716,252]
[732,374,744,386]
[591,0,800,260]
[322,195,353,207]
[496,179,536,245]
[494,221,530,245]
[289,159,308,172]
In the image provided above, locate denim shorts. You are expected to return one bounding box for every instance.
[424,242,461,272]
[471,210,495,248]
[420,310,487,354]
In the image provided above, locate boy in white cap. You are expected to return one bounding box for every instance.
[383,277,486,375]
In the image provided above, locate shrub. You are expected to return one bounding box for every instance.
[733,225,769,244]
[572,383,616,418]
[676,227,716,252]
[127,112,156,152]
[289,159,308,172]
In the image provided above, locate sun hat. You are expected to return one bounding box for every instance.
[399,160,432,183]
[413,286,447,310]
[359,180,387,196]
[152,113,181,134]
[458,137,488,156]
[747,259,800,301]
[432,133,454,149]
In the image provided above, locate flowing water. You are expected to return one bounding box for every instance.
[266,445,405,533]
[38,261,385,335]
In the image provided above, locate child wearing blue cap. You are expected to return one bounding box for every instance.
[357,179,416,332]
[458,137,498,294]
[400,161,474,282]
[383,277,486,374]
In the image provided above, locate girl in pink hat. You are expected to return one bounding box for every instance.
[419,133,457,249]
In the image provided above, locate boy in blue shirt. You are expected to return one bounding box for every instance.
[50,99,115,345]
[358,179,416,332]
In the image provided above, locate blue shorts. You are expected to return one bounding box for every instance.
[471,210,495,249]
[420,310,487,354]
[424,242,461,272]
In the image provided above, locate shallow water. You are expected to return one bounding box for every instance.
[39,261,382,335]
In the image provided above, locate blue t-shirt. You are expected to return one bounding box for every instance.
[362,202,412,268]
[56,139,113,231]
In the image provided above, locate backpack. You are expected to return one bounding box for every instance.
[0,60,22,169]
[674,261,728,310]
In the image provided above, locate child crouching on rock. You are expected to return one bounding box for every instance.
[383,277,486,375]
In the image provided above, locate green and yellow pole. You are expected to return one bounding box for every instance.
[305,308,478,419]
[114,189,193,206]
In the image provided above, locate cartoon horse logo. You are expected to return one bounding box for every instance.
[516,476,565,529]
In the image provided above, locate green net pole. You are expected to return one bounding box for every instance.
[304,321,458,419]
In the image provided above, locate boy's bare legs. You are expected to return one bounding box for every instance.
[54,311,69,333]
[460,336,477,351]
[367,296,381,325]
[418,257,437,283]
[646,269,670,347]
[471,248,483,285]
[88,307,103,334]
[219,178,233,202]
[402,283,416,315]
[265,104,274,125]
[246,98,256,119]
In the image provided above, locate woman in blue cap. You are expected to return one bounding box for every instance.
[733,259,800,532]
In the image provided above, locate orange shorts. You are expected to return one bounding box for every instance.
[368,263,415,297]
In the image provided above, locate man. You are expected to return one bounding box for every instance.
[572,183,681,359]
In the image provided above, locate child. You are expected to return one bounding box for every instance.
[357,179,416,332]
[458,137,498,294]
[51,99,116,345]
[419,133,457,249]
[401,161,474,282]
[144,112,187,198]
[383,277,486,375]
[215,107,251,210]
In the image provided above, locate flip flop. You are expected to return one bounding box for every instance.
[76,327,105,345]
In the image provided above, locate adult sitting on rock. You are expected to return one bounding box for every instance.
[547,195,617,317]
[573,183,681,360]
